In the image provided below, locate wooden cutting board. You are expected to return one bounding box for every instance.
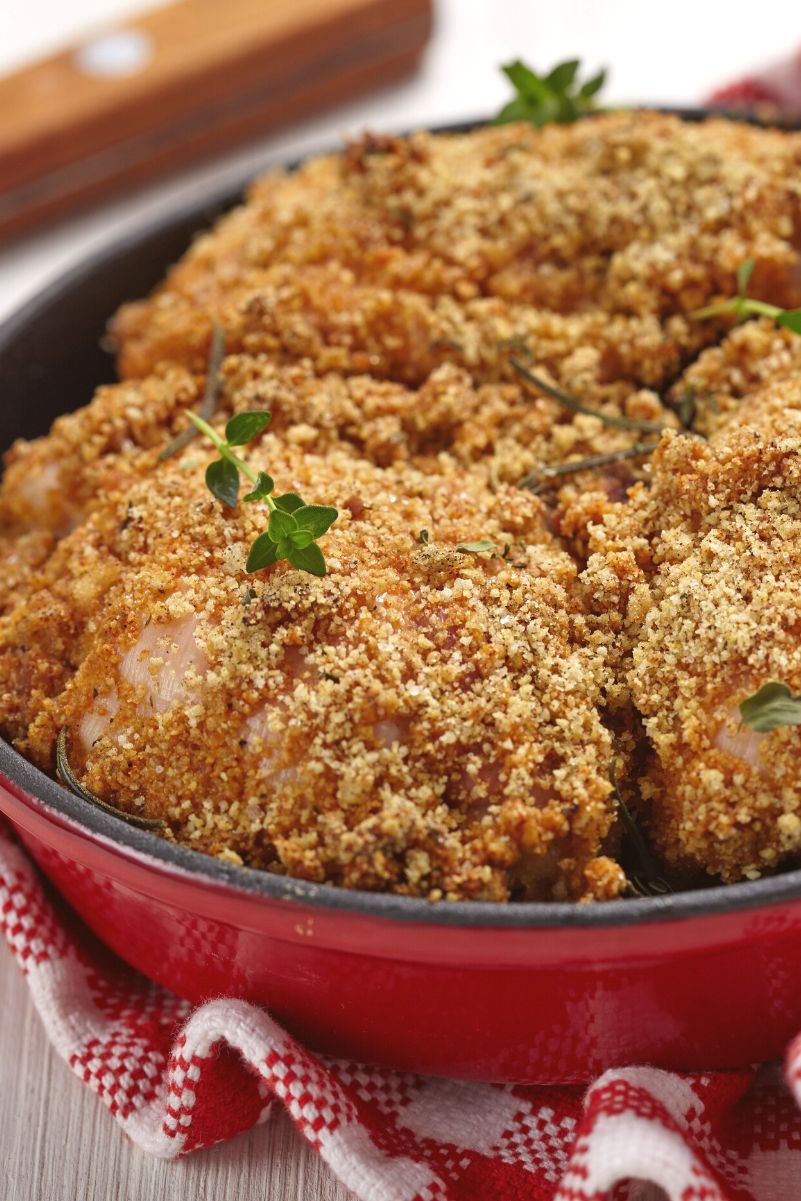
[0,0,433,240]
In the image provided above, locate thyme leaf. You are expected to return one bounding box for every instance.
[691,258,801,334]
[187,411,338,577]
[273,492,305,513]
[243,471,275,502]
[246,533,279,573]
[739,681,801,732]
[225,410,271,446]
[206,457,240,508]
[494,58,607,127]
[737,257,756,297]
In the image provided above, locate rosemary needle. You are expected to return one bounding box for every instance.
[509,358,668,435]
[519,443,658,493]
[609,759,671,899]
[159,322,226,461]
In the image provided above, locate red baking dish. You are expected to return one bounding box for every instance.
[3,115,801,1086]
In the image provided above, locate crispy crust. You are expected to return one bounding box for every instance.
[6,113,801,898]
[112,114,801,380]
[1,428,621,902]
[581,380,801,882]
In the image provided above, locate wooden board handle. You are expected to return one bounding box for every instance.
[0,0,433,239]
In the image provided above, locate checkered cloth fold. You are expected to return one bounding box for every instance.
[3,822,801,1201]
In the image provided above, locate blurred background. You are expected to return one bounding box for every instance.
[1,0,799,325]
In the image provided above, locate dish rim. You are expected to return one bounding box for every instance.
[3,105,801,931]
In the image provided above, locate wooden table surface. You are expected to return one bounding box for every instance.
[1,1,799,1197]
[0,948,351,1201]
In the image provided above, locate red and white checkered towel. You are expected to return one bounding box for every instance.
[3,820,801,1201]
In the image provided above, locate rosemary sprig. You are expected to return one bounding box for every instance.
[159,322,226,461]
[189,410,338,576]
[519,443,658,493]
[56,728,166,831]
[610,759,672,899]
[494,59,607,127]
[509,358,668,435]
[495,335,533,359]
[691,258,801,333]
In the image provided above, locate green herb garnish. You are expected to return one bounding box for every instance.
[417,530,497,557]
[418,531,497,556]
[739,681,801,732]
[494,59,606,127]
[189,411,337,577]
[692,258,801,333]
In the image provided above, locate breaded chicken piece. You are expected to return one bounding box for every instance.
[0,426,623,903]
[1,337,677,572]
[112,114,801,382]
[581,380,801,883]
[0,366,199,539]
[0,529,55,619]
[667,318,801,437]
[221,354,677,500]
[11,113,801,902]
[116,260,695,391]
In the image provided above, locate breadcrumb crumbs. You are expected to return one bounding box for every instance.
[5,112,801,898]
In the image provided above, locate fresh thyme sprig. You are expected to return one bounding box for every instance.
[494,59,607,127]
[739,681,801,732]
[691,258,801,333]
[189,410,338,577]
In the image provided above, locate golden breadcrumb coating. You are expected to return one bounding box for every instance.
[580,376,801,883]
[113,114,801,381]
[114,260,695,392]
[7,113,801,900]
[108,112,801,528]
[0,367,199,539]
[0,344,676,564]
[668,318,801,437]
[0,421,623,902]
